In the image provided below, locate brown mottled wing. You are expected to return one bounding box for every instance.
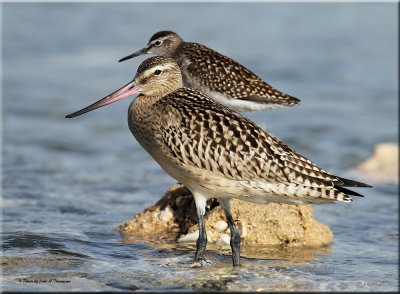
[176,42,299,106]
[265,136,371,190]
[155,88,345,191]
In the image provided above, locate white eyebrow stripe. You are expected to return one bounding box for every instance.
[151,36,170,44]
[142,64,176,77]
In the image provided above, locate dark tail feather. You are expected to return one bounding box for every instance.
[336,176,373,188]
[336,186,364,197]
[287,95,301,106]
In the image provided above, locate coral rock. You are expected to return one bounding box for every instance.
[118,185,333,248]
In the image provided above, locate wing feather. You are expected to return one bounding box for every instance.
[155,88,369,200]
[179,42,299,105]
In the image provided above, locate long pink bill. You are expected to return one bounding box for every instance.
[65,80,140,118]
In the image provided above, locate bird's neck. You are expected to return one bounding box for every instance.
[130,94,159,116]
[128,92,167,124]
[165,41,184,58]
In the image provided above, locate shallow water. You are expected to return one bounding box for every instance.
[2,2,398,292]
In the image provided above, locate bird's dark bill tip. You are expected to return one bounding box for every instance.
[65,109,88,118]
[118,56,130,62]
[118,48,148,63]
[118,53,138,63]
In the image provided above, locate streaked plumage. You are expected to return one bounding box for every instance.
[119,30,300,112]
[66,56,371,266]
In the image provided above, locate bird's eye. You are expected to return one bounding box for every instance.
[154,69,162,76]
[154,40,162,46]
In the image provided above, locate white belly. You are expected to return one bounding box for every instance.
[201,89,287,112]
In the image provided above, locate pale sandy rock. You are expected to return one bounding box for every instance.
[216,234,231,248]
[214,220,228,233]
[177,230,214,243]
[237,220,247,238]
[177,230,199,243]
[118,185,333,248]
[357,143,398,183]
[158,205,173,222]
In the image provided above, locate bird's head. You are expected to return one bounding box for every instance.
[119,30,183,62]
[65,56,182,118]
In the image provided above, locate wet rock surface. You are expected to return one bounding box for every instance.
[118,185,333,249]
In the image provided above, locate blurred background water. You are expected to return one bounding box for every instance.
[2,2,398,292]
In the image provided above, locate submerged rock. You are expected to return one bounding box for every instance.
[118,185,333,248]
[357,143,398,183]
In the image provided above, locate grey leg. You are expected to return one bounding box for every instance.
[218,198,241,266]
[194,211,207,261]
[193,193,208,262]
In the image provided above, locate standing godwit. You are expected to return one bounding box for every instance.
[66,56,371,266]
[118,31,300,112]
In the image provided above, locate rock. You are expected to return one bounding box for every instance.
[117,185,333,248]
[216,234,231,248]
[214,220,228,233]
[177,230,214,243]
[237,220,247,238]
[158,205,173,222]
[177,230,199,243]
[357,143,398,183]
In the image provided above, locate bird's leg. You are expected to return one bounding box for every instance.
[218,198,241,266]
[193,193,208,262]
[194,211,207,261]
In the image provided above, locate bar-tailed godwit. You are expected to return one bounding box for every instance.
[118,31,300,112]
[66,56,371,266]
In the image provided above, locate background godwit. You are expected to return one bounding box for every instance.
[118,31,300,112]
